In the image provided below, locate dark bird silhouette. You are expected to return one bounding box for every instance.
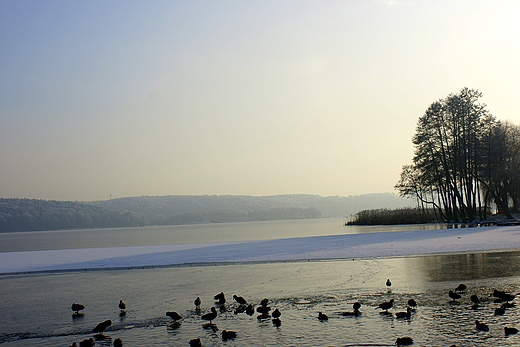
[448,290,461,301]
[342,302,362,316]
[194,297,201,309]
[245,304,255,316]
[189,338,202,347]
[318,312,328,321]
[455,283,467,292]
[256,305,271,314]
[475,320,489,331]
[499,292,516,302]
[272,317,281,327]
[395,337,413,346]
[260,298,269,306]
[407,299,417,308]
[377,299,394,312]
[221,330,237,340]
[214,292,226,304]
[233,295,247,305]
[79,338,95,347]
[494,307,506,316]
[92,320,112,333]
[118,300,126,312]
[395,307,412,319]
[166,311,182,320]
[470,294,480,304]
[386,279,392,287]
[113,338,123,347]
[272,308,281,318]
[201,307,218,324]
[71,303,85,314]
[505,327,519,335]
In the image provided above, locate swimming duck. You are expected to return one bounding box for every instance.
[455,283,467,292]
[113,338,123,347]
[221,330,237,340]
[505,327,519,335]
[377,299,394,312]
[470,294,480,304]
[214,292,226,304]
[395,336,413,345]
[194,297,201,309]
[318,312,328,321]
[448,290,461,301]
[395,307,412,319]
[475,320,489,331]
[189,338,202,347]
[166,311,182,320]
[272,308,281,318]
[79,338,95,347]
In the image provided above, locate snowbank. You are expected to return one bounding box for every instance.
[2,226,520,274]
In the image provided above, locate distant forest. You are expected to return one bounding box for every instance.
[0,193,410,232]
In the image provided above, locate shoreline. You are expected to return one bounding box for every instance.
[3,225,520,274]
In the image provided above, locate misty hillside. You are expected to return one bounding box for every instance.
[0,193,412,232]
[87,193,411,221]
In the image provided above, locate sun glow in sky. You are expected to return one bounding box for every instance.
[1,0,520,201]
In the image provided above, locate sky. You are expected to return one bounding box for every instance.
[1,0,520,202]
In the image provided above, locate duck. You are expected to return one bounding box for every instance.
[395,337,413,346]
[318,312,328,321]
[505,327,519,335]
[386,279,392,287]
[245,304,255,316]
[92,319,112,333]
[166,311,182,320]
[79,338,95,347]
[470,294,480,304]
[494,307,506,316]
[221,330,237,340]
[113,338,123,347]
[455,283,467,292]
[71,303,85,314]
[395,307,412,319]
[256,305,271,314]
[233,295,247,305]
[189,338,202,347]
[118,300,126,312]
[201,307,218,324]
[194,297,201,309]
[377,299,394,312]
[272,308,281,318]
[448,290,461,301]
[214,292,226,304]
[342,302,361,316]
[475,320,489,331]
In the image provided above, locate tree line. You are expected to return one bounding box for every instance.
[395,87,520,222]
[0,198,321,232]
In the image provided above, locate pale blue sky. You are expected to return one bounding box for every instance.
[1,0,520,201]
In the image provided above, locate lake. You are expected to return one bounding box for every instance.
[1,218,518,346]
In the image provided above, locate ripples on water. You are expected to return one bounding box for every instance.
[2,251,520,346]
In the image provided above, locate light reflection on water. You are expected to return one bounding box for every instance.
[2,251,520,346]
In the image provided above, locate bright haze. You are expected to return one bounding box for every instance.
[1,0,519,202]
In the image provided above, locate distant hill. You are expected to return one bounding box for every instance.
[0,193,412,232]
[87,193,411,223]
[0,198,147,232]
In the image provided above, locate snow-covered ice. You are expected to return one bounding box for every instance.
[2,225,520,274]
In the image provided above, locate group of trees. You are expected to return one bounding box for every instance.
[395,87,520,222]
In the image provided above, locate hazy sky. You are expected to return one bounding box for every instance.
[1,0,520,201]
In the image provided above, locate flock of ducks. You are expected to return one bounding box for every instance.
[66,279,520,346]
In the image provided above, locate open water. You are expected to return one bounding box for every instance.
[1,219,518,346]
